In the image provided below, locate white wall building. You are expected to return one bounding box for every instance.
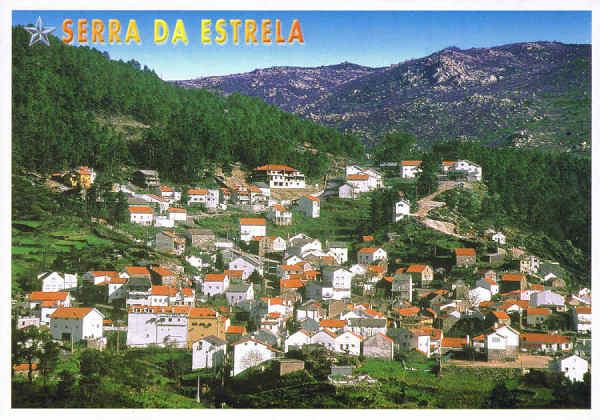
[253,164,306,189]
[167,207,187,222]
[192,336,227,370]
[39,272,78,292]
[335,331,363,355]
[49,307,104,343]
[232,337,282,376]
[357,247,387,265]
[549,354,589,382]
[400,160,422,179]
[129,206,154,225]
[298,195,320,218]
[126,305,189,348]
[202,274,230,296]
[394,199,410,222]
[239,218,267,242]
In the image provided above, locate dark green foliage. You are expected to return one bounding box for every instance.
[485,380,518,408]
[12,26,363,182]
[373,132,417,164]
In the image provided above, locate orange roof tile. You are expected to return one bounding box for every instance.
[530,284,544,291]
[129,206,153,214]
[575,306,591,314]
[50,307,95,319]
[168,207,186,213]
[528,308,550,315]
[205,273,227,282]
[254,164,298,172]
[319,328,337,338]
[29,291,69,301]
[347,174,370,181]
[239,218,266,226]
[226,325,246,334]
[320,319,347,328]
[281,278,304,289]
[377,332,394,343]
[159,186,173,192]
[125,266,150,276]
[271,204,289,213]
[305,195,320,202]
[358,247,379,254]
[41,300,58,308]
[395,267,406,274]
[14,364,37,371]
[362,236,374,241]
[189,307,217,318]
[151,285,176,296]
[502,273,525,282]
[394,306,420,316]
[188,189,207,195]
[91,271,119,277]
[520,333,570,344]
[492,311,510,320]
[442,161,456,167]
[454,248,476,256]
[224,270,244,277]
[151,267,176,277]
[442,337,467,348]
[402,160,422,166]
[368,265,384,273]
[181,288,194,297]
[407,264,428,273]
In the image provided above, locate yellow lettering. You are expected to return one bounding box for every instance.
[230,19,241,44]
[154,19,168,44]
[288,19,304,44]
[245,19,257,44]
[108,19,121,43]
[262,19,271,44]
[124,19,140,44]
[201,19,211,44]
[215,19,227,44]
[171,19,188,44]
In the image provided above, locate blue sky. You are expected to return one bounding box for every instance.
[12,10,591,80]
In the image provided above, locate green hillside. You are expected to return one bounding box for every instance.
[12,26,364,182]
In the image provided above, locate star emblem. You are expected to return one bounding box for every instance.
[24,16,55,47]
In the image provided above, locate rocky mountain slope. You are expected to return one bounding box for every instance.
[175,42,590,151]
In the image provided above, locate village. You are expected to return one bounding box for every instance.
[13,159,591,395]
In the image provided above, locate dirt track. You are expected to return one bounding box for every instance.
[447,354,552,369]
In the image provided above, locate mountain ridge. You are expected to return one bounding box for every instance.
[175,41,591,151]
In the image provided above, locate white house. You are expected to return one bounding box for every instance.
[229,255,263,280]
[530,290,565,308]
[448,160,482,181]
[82,271,123,285]
[327,242,348,264]
[468,287,492,306]
[106,277,128,302]
[338,183,357,199]
[129,206,154,225]
[206,189,220,209]
[266,204,292,226]
[400,160,422,179]
[288,238,322,259]
[28,291,72,312]
[476,278,499,295]
[49,307,104,343]
[167,207,187,222]
[322,267,352,300]
[349,264,368,277]
[187,189,207,206]
[394,199,410,222]
[357,247,387,265]
[346,174,370,193]
[126,305,189,348]
[572,306,591,333]
[549,354,589,382]
[38,272,78,292]
[143,193,170,213]
[253,164,306,189]
[491,232,506,245]
[284,329,312,352]
[203,273,230,296]
[345,165,383,191]
[298,195,320,218]
[192,336,227,370]
[239,218,266,242]
[231,337,282,376]
[335,331,363,356]
[483,325,520,361]
[311,329,337,351]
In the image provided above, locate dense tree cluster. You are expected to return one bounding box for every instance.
[12,26,364,182]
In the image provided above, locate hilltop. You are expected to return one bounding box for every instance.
[177,42,591,151]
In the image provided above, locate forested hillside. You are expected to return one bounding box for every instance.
[12,26,363,182]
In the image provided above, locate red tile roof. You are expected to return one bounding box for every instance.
[168,207,186,213]
[50,307,95,319]
[454,248,475,256]
[347,174,370,181]
[281,279,304,289]
[358,247,380,254]
[151,285,176,296]
[492,311,510,320]
[91,271,119,277]
[189,307,217,318]
[125,266,150,276]
[442,337,467,348]
[528,308,550,315]
[377,332,394,343]
[502,273,525,282]
[14,364,37,371]
[224,270,244,277]
[320,319,347,328]
[151,267,176,277]
[226,325,246,334]
[129,206,153,214]
[362,236,374,241]
[575,306,591,314]
[520,333,570,344]
[402,160,422,166]
[239,218,266,226]
[394,306,420,316]
[368,265,384,273]
[205,273,227,282]
[271,204,289,213]
[29,291,69,301]
[188,189,207,195]
[305,195,320,202]
[254,164,298,172]
[407,264,428,273]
